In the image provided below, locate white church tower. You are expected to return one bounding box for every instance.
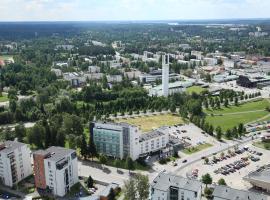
[162,54,169,97]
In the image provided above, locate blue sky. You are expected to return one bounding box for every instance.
[0,0,269,21]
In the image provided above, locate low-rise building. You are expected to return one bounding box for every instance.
[139,127,169,156]
[212,185,268,200]
[88,66,100,73]
[150,172,202,200]
[0,141,32,187]
[33,146,78,197]
[149,81,193,96]
[106,75,123,83]
[204,57,218,66]
[63,72,86,87]
[51,68,62,77]
[243,164,270,193]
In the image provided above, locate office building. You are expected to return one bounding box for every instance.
[91,122,171,160]
[91,122,141,160]
[0,141,32,187]
[212,185,268,200]
[150,172,202,200]
[33,146,78,197]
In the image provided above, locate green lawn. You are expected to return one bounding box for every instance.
[205,99,270,115]
[205,99,270,131]
[116,113,183,132]
[186,86,206,94]
[253,141,270,150]
[0,55,14,60]
[182,143,213,154]
[0,94,8,102]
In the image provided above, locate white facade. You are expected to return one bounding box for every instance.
[191,51,203,60]
[150,172,202,200]
[51,68,62,77]
[106,75,123,83]
[223,60,235,68]
[88,66,100,73]
[204,57,218,66]
[139,128,169,155]
[0,141,32,187]
[162,54,169,97]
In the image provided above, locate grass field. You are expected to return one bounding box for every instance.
[182,143,213,154]
[205,99,270,131]
[253,141,270,150]
[116,114,183,132]
[186,86,206,94]
[0,94,8,102]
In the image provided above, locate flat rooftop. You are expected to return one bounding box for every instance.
[0,141,26,154]
[34,146,75,162]
[244,164,270,184]
[151,172,202,193]
[213,185,268,200]
[139,127,167,142]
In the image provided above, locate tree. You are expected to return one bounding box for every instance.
[218,178,227,185]
[225,129,232,139]
[108,188,115,200]
[99,154,107,168]
[14,123,26,142]
[88,136,97,161]
[27,123,45,149]
[80,135,88,159]
[204,187,213,198]
[204,99,209,109]
[114,159,121,171]
[201,173,212,187]
[135,174,149,200]
[234,97,238,106]
[123,178,136,200]
[216,126,222,141]
[123,174,149,200]
[204,157,209,164]
[87,175,94,188]
[224,98,229,107]
[238,123,244,136]
[125,157,134,173]
[170,103,176,113]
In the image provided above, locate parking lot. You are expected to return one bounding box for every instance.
[167,123,218,147]
[178,143,270,190]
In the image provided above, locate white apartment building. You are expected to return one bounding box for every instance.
[0,141,32,187]
[150,172,202,200]
[33,146,78,197]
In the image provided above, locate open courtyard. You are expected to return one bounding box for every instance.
[116,113,183,132]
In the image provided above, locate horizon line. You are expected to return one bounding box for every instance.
[0,17,269,23]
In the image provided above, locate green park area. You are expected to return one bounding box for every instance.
[116,113,183,132]
[186,86,207,94]
[0,94,8,102]
[205,99,270,131]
